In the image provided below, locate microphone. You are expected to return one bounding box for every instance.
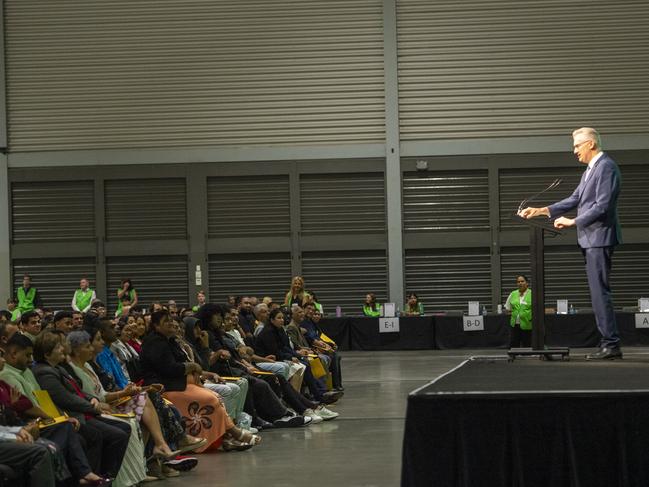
[517,179,562,214]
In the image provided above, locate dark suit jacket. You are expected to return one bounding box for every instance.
[139,332,188,392]
[32,362,96,421]
[256,325,300,361]
[548,152,622,248]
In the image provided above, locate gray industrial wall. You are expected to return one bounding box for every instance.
[1,0,648,313]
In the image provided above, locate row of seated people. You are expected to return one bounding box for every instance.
[0,299,344,487]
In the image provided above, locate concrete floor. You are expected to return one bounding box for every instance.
[159,348,649,487]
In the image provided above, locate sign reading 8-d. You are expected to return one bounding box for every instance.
[463,315,484,332]
[379,317,400,333]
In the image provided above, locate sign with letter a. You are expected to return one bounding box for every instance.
[635,313,649,329]
[463,315,484,332]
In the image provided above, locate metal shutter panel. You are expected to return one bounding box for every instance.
[397,1,649,141]
[403,170,489,231]
[11,181,94,242]
[301,250,387,314]
[104,178,186,240]
[208,253,292,303]
[300,173,385,236]
[501,246,590,308]
[501,245,649,309]
[106,255,189,312]
[5,0,384,151]
[618,164,649,227]
[405,248,492,311]
[12,258,96,310]
[499,166,581,230]
[207,176,290,238]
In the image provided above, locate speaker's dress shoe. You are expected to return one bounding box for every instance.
[586,347,623,360]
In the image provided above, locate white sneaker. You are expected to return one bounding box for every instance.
[315,405,339,421]
[303,409,323,424]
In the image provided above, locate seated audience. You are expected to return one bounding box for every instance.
[31,331,131,480]
[140,310,260,452]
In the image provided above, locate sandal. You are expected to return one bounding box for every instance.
[176,436,208,454]
[147,445,181,462]
[221,438,254,452]
[230,427,261,445]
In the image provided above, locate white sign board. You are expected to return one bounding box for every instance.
[557,299,568,315]
[635,313,649,329]
[463,315,484,332]
[382,303,396,318]
[379,317,400,333]
[639,298,649,313]
[468,301,480,316]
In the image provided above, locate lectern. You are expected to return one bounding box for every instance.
[509,214,569,360]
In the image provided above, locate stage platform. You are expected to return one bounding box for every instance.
[402,356,649,487]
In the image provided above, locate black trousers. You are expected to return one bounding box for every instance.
[40,421,92,479]
[242,376,288,422]
[0,442,55,487]
[329,352,343,389]
[79,417,130,478]
[260,373,317,414]
[299,358,327,401]
[509,324,532,348]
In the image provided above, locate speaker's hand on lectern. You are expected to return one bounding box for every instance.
[553,217,575,229]
[518,207,550,219]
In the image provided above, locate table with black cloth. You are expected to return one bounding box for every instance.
[319,313,649,351]
[319,316,434,351]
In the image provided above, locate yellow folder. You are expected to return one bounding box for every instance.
[32,390,69,429]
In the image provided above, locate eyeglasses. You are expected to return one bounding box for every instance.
[573,140,591,150]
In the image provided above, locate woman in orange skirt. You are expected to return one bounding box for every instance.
[140,310,260,452]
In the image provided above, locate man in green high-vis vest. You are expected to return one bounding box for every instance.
[504,275,532,348]
[71,278,96,313]
[6,298,21,323]
[14,275,42,315]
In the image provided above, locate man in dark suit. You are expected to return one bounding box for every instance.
[520,127,622,360]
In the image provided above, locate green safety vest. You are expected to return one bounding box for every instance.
[363,304,381,317]
[116,289,136,315]
[285,290,311,306]
[404,302,424,315]
[10,308,21,322]
[17,287,36,312]
[508,289,532,330]
[74,289,94,311]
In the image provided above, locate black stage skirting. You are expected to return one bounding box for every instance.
[319,313,649,351]
[402,358,649,487]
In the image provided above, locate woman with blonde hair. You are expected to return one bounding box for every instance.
[284,276,311,308]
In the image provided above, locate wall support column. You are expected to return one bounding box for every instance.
[0,155,10,301]
[186,169,208,306]
[383,0,404,306]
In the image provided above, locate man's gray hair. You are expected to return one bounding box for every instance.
[572,127,602,149]
[253,303,269,317]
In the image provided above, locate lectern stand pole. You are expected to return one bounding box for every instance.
[530,225,546,350]
[508,215,569,361]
